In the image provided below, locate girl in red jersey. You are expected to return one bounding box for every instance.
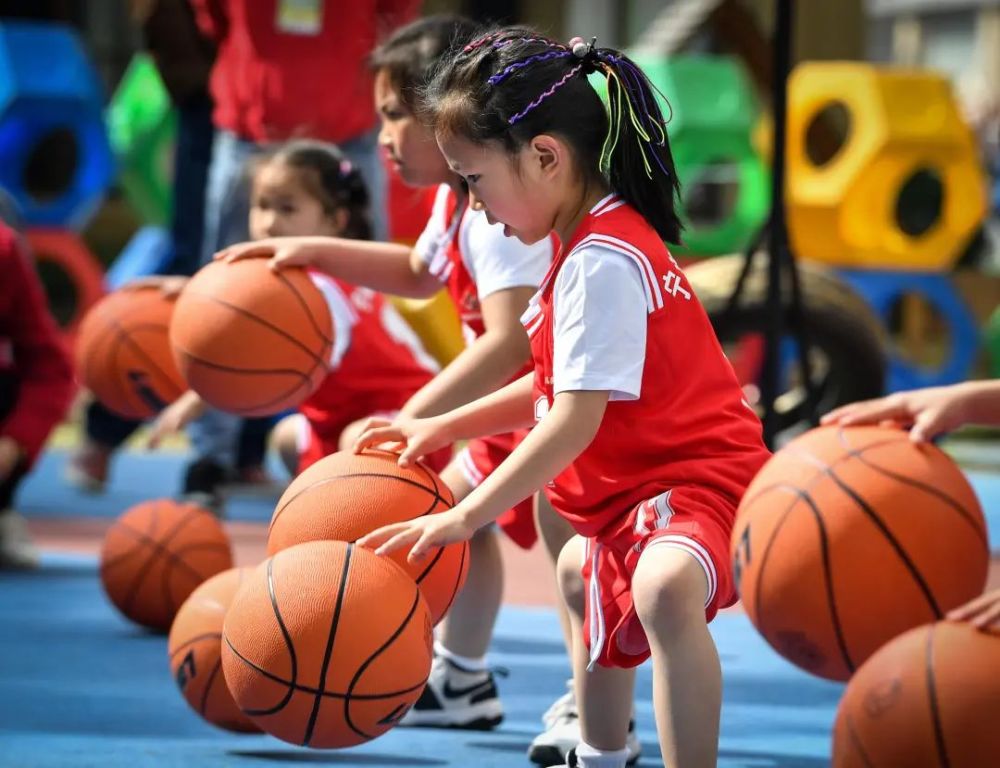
[353,29,772,768]
[150,139,447,475]
[214,17,575,734]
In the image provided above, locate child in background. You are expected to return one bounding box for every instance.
[353,29,771,768]
[217,16,582,740]
[150,139,446,478]
[0,223,75,568]
[823,381,1000,632]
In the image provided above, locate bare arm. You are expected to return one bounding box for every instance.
[400,286,535,418]
[354,373,536,466]
[219,237,442,299]
[822,380,1000,442]
[358,389,607,559]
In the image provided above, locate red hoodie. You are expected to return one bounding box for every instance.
[189,0,420,143]
[0,224,74,466]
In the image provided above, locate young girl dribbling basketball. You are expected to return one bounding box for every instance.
[354,28,772,767]
[150,139,447,477]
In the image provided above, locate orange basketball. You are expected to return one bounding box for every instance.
[75,287,186,418]
[731,425,988,681]
[832,620,1000,767]
[267,448,468,625]
[222,540,433,748]
[169,259,333,416]
[100,499,233,631]
[168,567,259,733]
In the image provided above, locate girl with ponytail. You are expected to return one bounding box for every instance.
[356,28,772,768]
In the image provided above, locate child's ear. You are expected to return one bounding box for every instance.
[529,134,563,179]
[332,206,350,235]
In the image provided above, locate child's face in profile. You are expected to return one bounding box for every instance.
[436,131,556,246]
[249,161,342,240]
[374,69,452,188]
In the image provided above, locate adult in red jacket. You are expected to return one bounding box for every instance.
[182,0,420,503]
[0,224,74,568]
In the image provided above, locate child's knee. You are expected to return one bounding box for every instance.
[632,546,710,629]
[556,535,587,614]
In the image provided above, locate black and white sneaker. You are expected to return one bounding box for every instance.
[529,706,641,767]
[399,654,504,730]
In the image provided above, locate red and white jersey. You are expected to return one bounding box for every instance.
[301,274,439,434]
[524,194,770,537]
[415,184,552,345]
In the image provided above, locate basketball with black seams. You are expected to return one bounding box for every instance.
[832,620,1000,766]
[266,448,468,625]
[99,499,233,631]
[168,567,259,732]
[731,425,988,681]
[169,259,333,416]
[221,540,434,748]
[75,287,187,419]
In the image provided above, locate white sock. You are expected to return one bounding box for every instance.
[435,641,487,672]
[575,741,629,768]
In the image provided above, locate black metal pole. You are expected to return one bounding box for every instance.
[761,0,795,445]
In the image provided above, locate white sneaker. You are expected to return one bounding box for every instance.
[399,654,504,730]
[541,679,575,729]
[0,511,40,569]
[528,707,641,767]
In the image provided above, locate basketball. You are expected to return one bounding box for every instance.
[731,425,988,680]
[99,499,233,631]
[221,540,433,748]
[169,259,333,416]
[831,620,1000,767]
[168,567,259,733]
[75,287,186,419]
[267,448,468,625]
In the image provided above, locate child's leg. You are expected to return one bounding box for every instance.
[270,414,305,477]
[632,546,721,768]
[436,463,503,657]
[536,492,576,664]
[557,535,635,754]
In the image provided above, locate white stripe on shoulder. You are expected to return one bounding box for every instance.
[596,199,626,216]
[569,233,664,312]
[589,193,619,216]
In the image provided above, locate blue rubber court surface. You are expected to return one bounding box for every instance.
[2,448,998,768]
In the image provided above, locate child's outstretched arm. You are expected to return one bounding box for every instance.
[357,387,608,562]
[821,381,1000,442]
[147,390,207,449]
[217,237,443,299]
[398,286,535,418]
[354,372,537,467]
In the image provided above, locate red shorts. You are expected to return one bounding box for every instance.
[455,430,537,549]
[297,412,452,476]
[581,486,736,669]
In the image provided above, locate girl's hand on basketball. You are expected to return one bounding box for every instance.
[358,509,476,563]
[353,415,453,468]
[147,391,207,449]
[946,588,1000,633]
[122,275,189,298]
[820,386,968,443]
[215,238,316,272]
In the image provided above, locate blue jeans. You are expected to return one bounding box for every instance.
[189,128,386,467]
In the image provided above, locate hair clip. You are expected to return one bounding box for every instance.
[569,36,597,59]
[339,159,353,176]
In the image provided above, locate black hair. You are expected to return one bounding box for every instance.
[426,27,683,244]
[369,14,481,115]
[260,140,372,241]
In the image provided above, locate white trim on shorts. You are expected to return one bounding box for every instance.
[456,446,485,488]
[639,535,718,609]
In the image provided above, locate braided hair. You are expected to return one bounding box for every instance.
[426,28,683,244]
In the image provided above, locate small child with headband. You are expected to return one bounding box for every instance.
[355,28,772,768]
